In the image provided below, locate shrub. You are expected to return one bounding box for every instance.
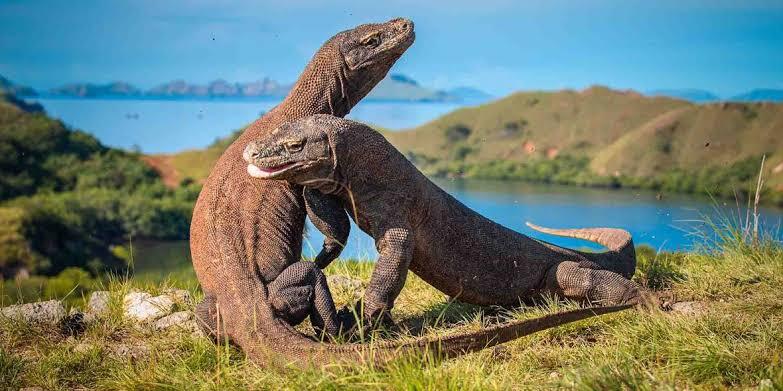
[443,124,471,143]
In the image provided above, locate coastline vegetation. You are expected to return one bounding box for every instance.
[410,151,782,207]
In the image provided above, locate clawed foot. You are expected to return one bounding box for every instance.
[335,303,397,341]
[623,287,665,311]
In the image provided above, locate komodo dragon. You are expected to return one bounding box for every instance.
[242,115,649,326]
[190,18,417,356]
[189,19,634,366]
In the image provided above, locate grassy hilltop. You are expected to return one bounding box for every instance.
[156,86,783,205]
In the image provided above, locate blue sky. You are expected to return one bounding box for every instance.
[1,0,782,97]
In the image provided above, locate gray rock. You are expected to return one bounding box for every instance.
[73,342,96,354]
[161,288,192,306]
[111,343,150,360]
[123,292,175,323]
[670,301,707,315]
[87,291,111,317]
[327,275,362,290]
[0,300,66,325]
[154,311,195,331]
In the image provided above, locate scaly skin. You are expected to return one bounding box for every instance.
[243,115,646,325]
[190,19,417,360]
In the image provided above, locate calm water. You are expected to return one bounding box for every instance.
[34,97,464,153]
[130,179,783,279]
[30,98,783,278]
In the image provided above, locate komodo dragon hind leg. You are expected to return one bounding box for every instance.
[544,261,648,306]
[196,263,346,343]
[304,188,351,269]
[526,222,637,279]
[268,261,344,339]
[194,294,232,343]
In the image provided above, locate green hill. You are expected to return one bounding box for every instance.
[155,86,783,205]
[0,94,199,279]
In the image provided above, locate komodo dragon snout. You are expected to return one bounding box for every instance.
[243,118,334,186]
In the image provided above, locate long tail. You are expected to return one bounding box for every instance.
[261,304,632,366]
[525,222,636,279]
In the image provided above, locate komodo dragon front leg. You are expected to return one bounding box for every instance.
[359,224,414,325]
[304,188,351,269]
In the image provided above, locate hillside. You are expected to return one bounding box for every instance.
[152,86,783,204]
[385,86,783,200]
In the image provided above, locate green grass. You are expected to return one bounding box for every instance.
[2,229,783,389]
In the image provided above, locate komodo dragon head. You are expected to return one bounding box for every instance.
[241,114,342,183]
[301,17,415,112]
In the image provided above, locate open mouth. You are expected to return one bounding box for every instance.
[247,162,297,178]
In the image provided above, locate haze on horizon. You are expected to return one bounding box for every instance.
[1,0,782,97]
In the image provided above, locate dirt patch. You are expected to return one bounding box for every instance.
[523,141,536,154]
[141,155,180,188]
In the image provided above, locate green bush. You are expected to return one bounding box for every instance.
[0,207,46,277]
[443,124,471,143]
[1,266,100,305]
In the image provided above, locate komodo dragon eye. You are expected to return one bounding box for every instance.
[362,34,381,48]
[284,140,305,153]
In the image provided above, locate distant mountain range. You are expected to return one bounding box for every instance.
[5,73,783,103]
[645,88,783,103]
[729,89,783,102]
[6,73,493,103]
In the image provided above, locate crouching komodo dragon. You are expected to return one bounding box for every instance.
[243,115,649,328]
[190,18,419,359]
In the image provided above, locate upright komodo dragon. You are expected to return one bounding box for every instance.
[190,19,634,367]
[243,115,651,328]
[190,18,416,359]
